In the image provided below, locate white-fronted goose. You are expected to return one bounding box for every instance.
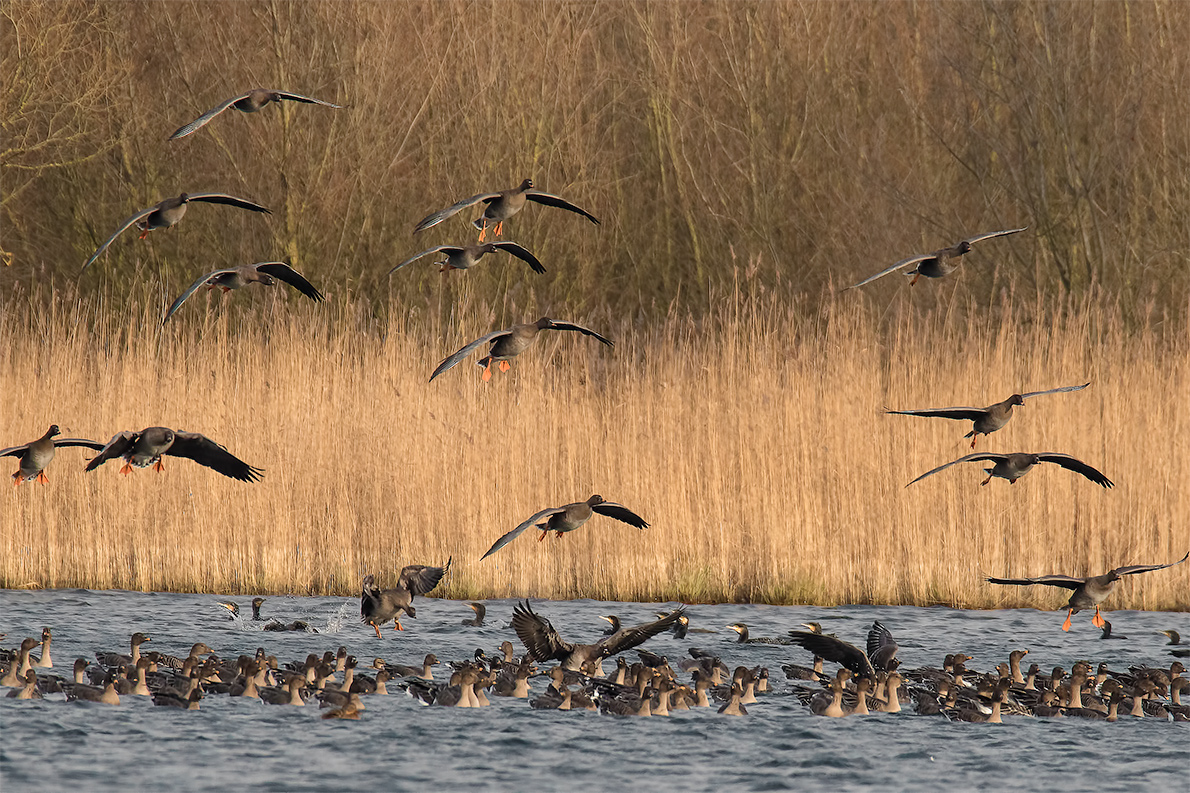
[906,452,1113,488]
[846,227,1027,289]
[481,495,647,559]
[85,428,262,482]
[170,89,341,140]
[414,179,599,241]
[389,242,544,275]
[511,600,684,672]
[82,193,271,271]
[163,262,324,323]
[31,628,53,669]
[360,559,451,637]
[430,317,612,382]
[987,551,1188,631]
[1,639,39,687]
[2,426,104,486]
[886,383,1090,449]
[95,633,151,668]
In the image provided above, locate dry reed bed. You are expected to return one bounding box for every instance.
[1,292,1187,611]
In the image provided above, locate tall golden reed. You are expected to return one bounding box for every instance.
[1,285,1186,611]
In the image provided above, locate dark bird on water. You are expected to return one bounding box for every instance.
[511,600,684,672]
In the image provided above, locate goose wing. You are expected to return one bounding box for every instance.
[844,254,933,291]
[787,631,875,678]
[414,192,502,233]
[599,610,685,656]
[1020,382,1090,400]
[163,269,238,323]
[961,227,1028,246]
[885,406,987,421]
[82,207,159,271]
[481,507,566,559]
[169,93,252,140]
[184,193,271,214]
[866,621,899,672]
[388,246,459,275]
[490,242,545,274]
[397,558,451,597]
[429,329,515,382]
[1035,453,1113,488]
[0,443,31,458]
[905,453,1007,487]
[985,573,1086,590]
[1112,550,1189,578]
[255,262,325,301]
[591,501,649,529]
[166,432,263,482]
[84,431,139,471]
[52,438,106,451]
[524,191,600,225]
[274,91,341,108]
[511,600,574,662]
[546,321,614,347]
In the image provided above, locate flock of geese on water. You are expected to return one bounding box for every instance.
[6,87,1189,725]
[2,600,1188,723]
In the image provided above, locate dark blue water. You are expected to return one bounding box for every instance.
[1,590,1186,793]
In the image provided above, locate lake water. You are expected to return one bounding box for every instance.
[0,589,1186,793]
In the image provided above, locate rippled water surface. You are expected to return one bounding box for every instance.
[1,589,1186,793]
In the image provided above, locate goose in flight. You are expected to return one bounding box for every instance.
[414,179,599,241]
[163,262,324,323]
[430,317,612,382]
[511,600,684,672]
[886,383,1090,449]
[2,425,104,486]
[846,227,1027,289]
[170,88,341,140]
[389,242,544,275]
[83,193,271,271]
[906,451,1112,488]
[85,427,263,482]
[987,552,1188,631]
[481,495,648,559]
[360,559,451,637]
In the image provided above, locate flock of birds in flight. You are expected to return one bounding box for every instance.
[4,86,1187,723]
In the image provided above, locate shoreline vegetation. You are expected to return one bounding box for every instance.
[2,289,1186,610]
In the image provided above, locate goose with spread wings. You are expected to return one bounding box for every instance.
[886,383,1090,449]
[987,552,1188,631]
[82,193,271,271]
[163,262,324,323]
[511,600,684,672]
[846,227,1027,290]
[360,559,451,637]
[787,622,899,679]
[481,495,648,559]
[905,452,1113,489]
[413,179,599,241]
[389,242,544,275]
[2,425,104,485]
[430,317,612,383]
[84,427,262,482]
[169,88,341,140]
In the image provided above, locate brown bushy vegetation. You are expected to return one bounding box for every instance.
[1,286,1186,610]
[1,2,1187,607]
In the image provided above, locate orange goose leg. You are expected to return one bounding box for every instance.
[481,362,493,382]
[153,459,166,473]
[12,471,22,487]
[909,273,920,286]
[970,435,979,450]
[372,623,382,639]
[119,461,134,476]
[492,221,503,238]
[1091,607,1105,628]
[1061,610,1074,631]
[981,474,993,486]
[499,361,511,372]
[477,222,488,243]
[35,471,49,484]
[538,530,549,542]
[394,620,404,632]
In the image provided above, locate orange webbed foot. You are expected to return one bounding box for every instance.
[35,471,49,484]
[980,476,992,486]
[477,224,488,243]
[153,459,165,473]
[481,363,493,382]
[538,530,548,542]
[909,273,920,286]
[395,621,404,632]
[493,222,503,238]
[970,437,979,450]
[138,229,150,240]
[11,472,22,487]
[1062,611,1073,631]
[119,462,134,476]
[499,361,511,372]
[555,530,564,539]
[1091,609,1105,628]
[372,624,382,639]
